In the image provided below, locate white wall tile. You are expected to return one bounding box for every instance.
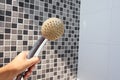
[81,0,112,15]
[112,0,120,8]
[108,45,120,80]
[78,43,108,80]
[80,10,111,44]
[110,7,120,44]
[78,0,120,80]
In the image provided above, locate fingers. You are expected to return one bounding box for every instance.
[29,65,36,71]
[26,57,40,68]
[17,51,40,71]
[22,51,29,58]
[18,51,29,59]
[24,71,32,80]
[24,65,36,79]
[16,51,40,79]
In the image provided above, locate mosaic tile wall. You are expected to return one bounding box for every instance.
[0,0,80,80]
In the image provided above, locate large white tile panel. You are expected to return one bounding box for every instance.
[78,43,108,80]
[110,7,120,44]
[80,10,111,44]
[108,45,120,80]
[112,0,120,8]
[81,0,112,14]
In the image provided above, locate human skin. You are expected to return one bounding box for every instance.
[0,51,40,80]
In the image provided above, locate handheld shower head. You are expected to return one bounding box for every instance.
[16,18,64,80]
[29,17,64,58]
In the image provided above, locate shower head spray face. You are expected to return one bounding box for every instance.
[41,18,64,40]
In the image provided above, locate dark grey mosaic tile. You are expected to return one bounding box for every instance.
[0,15,4,21]
[13,6,18,11]
[0,34,4,39]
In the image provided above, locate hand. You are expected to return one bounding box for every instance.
[0,51,40,80]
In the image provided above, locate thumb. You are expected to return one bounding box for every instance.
[26,57,40,68]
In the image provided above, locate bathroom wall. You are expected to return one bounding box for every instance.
[0,0,80,80]
[78,0,120,80]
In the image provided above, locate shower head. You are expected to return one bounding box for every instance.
[16,18,64,80]
[41,18,64,40]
